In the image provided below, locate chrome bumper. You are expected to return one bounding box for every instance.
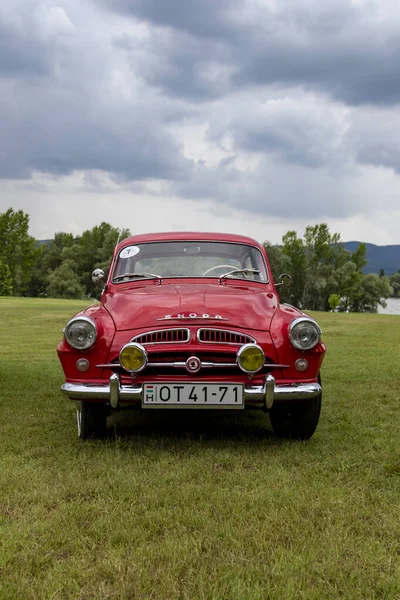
[61,374,321,411]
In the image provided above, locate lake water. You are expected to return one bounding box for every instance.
[378,297,400,315]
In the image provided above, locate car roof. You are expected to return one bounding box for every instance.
[116,231,263,252]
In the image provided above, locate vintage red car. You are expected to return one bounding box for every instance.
[58,232,326,440]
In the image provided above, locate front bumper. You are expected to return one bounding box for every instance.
[61,374,321,411]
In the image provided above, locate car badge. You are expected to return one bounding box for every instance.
[185,356,202,374]
[158,313,229,321]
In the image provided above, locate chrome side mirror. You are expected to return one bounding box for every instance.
[275,273,292,287]
[92,268,105,284]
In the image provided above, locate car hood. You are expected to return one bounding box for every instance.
[102,282,278,332]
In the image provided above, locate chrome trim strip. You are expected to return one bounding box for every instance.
[96,361,290,369]
[147,362,237,368]
[197,328,256,345]
[96,361,237,369]
[131,328,190,344]
[61,376,322,409]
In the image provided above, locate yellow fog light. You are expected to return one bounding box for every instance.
[237,344,265,374]
[119,343,147,373]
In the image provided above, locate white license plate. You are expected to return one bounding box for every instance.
[143,383,244,408]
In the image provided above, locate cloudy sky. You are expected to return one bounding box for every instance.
[1,0,400,245]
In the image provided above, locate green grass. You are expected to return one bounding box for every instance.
[0,298,399,599]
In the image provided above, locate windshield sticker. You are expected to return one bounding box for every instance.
[120,246,140,259]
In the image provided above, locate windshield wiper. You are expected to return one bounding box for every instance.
[113,272,162,282]
[219,268,261,281]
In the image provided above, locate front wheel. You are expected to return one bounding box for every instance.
[76,402,107,439]
[269,393,322,440]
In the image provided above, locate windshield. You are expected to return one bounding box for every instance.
[112,241,268,283]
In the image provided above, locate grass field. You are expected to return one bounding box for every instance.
[0,297,399,599]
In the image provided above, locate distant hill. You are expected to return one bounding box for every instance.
[343,242,400,275]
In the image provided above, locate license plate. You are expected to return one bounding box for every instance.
[143,383,244,408]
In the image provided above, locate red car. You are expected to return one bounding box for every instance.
[58,232,326,440]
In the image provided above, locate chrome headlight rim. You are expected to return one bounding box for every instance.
[236,343,265,374]
[119,342,148,373]
[64,316,97,351]
[289,317,321,351]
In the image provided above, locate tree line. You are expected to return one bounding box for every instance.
[264,224,394,312]
[0,208,130,299]
[0,208,396,312]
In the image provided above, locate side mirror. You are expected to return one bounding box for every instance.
[92,268,105,284]
[275,273,292,287]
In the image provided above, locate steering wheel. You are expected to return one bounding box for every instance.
[202,264,238,276]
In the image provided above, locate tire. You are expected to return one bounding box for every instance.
[269,393,322,440]
[76,401,107,440]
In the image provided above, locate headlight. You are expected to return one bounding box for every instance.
[289,317,321,350]
[237,344,265,373]
[119,343,147,372]
[64,317,97,350]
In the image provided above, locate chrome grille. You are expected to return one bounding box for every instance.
[132,328,190,345]
[146,350,239,376]
[197,328,256,345]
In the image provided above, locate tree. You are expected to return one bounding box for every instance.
[46,260,86,299]
[349,242,367,270]
[0,208,38,295]
[263,242,292,303]
[267,224,380,313]
[0,259,13,295]
[280,231,308,307]
[348,273,392,313]
[331,261,360,312]
[61,223,130,297]
[302,224,349,311]
[328,294,340,311]
[276,223,352,311]
[389,273,400,298]
[27,232,75,297]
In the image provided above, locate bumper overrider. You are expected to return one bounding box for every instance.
[61,374,321,411]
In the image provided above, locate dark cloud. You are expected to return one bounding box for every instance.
[233,31,400,107]
[0,81,192,180]
[102,0,400,107]
[103,0,240,39]
[171,155,360,220]
[0,10,52,77]
[1,0,400,231]
[0,2,193,181]
[206,95,350,169]
[349,109,400,174]
[113,30,231,101]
